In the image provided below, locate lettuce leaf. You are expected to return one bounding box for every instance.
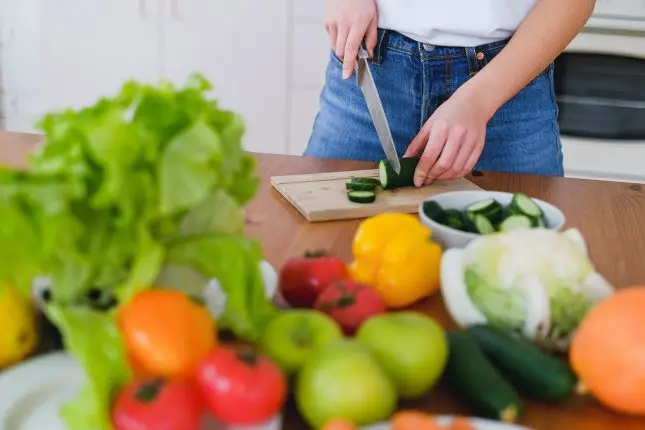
[0,73,274,430]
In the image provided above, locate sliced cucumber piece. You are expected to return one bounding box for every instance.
[443,209,468,231]
[345,181,376,192]
[466,198,504,224]
[378,157,420,189]
[509,193,543,218]
[473,214,496,234]
[499,215,533,232]
[422,200,445,223]
[347,190,376,204]
[350,177,380,187]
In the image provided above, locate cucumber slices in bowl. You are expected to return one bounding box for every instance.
[422,192,553,235]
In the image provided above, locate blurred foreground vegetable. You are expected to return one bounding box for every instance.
[0,73,277,429]
[0,283,38,368]
[440,228,614,351]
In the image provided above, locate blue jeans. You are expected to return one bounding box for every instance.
[304,30,564,176]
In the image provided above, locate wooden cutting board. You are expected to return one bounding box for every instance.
[271,169,482,222]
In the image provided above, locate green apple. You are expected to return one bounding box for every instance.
[296,339,397,428]
[260,309,344,376]
[356,311,448,399]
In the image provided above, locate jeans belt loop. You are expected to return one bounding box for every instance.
[371,29,389,66]
[465,46,479,76]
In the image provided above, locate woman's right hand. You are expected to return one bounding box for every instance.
[324,0,378,79]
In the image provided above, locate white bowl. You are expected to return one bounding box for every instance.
[418,190,566,249]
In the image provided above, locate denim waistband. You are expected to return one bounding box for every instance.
[370,29,510,66]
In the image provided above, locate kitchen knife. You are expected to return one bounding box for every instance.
[355,45,401,174]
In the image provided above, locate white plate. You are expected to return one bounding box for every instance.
[363,416,532,430]
[0,352,282,430]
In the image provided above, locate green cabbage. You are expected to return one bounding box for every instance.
[442,228,614,350]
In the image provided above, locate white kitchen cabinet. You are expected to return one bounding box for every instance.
[289,89,321,155]
[160,0,289,154]
[39,0,162,113]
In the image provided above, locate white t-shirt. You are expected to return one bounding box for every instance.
[377,0,538,47]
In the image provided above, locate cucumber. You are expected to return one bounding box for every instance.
[347,190,376,204]
[472,214,495,234]
[422,200,445,223]
[350,177,380,187]
[465,198,504,225]
[498,215,532,232]
[378,157,420,189]
[345,181,376,192]
[466,325,577,402]
[444,331,523,423]
[443,209,468,231]
[509,193,543,218]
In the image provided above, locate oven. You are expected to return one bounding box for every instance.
[554,0,645,183]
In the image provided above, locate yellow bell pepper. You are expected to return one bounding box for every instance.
[0,283,38,368]
[349,213,442,308]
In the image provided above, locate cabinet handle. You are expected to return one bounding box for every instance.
[170,0,181,21]
[138,0,148,19]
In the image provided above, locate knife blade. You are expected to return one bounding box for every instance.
[355,45,401,174]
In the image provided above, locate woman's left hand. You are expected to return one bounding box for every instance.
[404,89,490,187]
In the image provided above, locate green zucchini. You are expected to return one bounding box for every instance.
[378,157,420,189]
[345,181,376,192]
[444,331,523,423]
[498,215,532,232]
[466,325,577,402]
[422,200,445,223]
[465,198,504,225]
[347,190,376,204]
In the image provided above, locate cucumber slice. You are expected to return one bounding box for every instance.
[350,177,380,187]
[473,214,495,234]
[378,157,420,189]
[345,181,376,192]
[347,190,376,204]
[499,215,533,232]
[509,193,543,218]
[443,209,468,231]
[466,198,504,224]
[422,200,445,223]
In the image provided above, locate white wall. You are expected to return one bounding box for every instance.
[0,0,331,155]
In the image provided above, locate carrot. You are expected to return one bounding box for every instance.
[450,416,475,430]
[390,410,445,430]
[321,418,358,430]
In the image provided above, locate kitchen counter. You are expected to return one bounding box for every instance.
[2,131,645,429]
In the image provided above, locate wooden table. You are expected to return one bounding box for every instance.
[2,132,645,429]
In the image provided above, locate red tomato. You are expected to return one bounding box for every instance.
[314,279,388,335]
[279,250,350,308]
[195,347,287,425]
[112,378,203,430]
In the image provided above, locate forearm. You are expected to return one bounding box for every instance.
[458,0,596,120]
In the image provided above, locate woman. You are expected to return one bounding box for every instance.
[304,0,596,187]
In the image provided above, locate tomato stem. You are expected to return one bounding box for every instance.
[303,249,328,259]
[135,378,165,403]
[336,295,355,308]
[236,350,260,366]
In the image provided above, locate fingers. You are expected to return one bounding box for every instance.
[326,23,338,49]
[335,22,350,62]
[424,126,463,184]
[413,121,449,187]
[364,17,378,57]
[343,25,364,79]
[404,120,433,157]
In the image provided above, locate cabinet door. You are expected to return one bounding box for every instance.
[39,0,162,113]
[162,0,289,154]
